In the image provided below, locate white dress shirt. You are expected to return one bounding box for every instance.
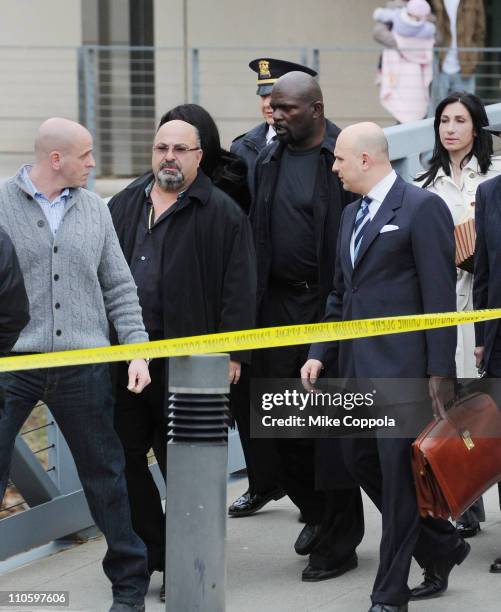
[266,124,276,145]
[350,169,398,265]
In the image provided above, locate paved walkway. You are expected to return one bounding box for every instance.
[1,476,501,611]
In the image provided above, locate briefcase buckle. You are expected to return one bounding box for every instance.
[461,429,475,451]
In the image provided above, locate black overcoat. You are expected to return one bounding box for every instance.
[108,170,257,364]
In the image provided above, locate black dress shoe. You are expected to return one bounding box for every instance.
[456,521,481,538]
[410,539,471,600]
[302,552,358,582]
[489,556,501,573]
[228,488,285,517]
[294,523,322,556]
[368,604,408,612]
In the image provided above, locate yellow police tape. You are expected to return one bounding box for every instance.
[0,309,500,373]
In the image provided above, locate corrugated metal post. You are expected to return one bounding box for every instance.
[165,354,229,612]
[191,48,200,104]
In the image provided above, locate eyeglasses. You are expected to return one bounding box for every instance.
[152,143,200,156]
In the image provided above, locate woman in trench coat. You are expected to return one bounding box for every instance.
[415,91,501,537]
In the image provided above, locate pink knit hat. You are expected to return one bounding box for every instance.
[407,0,431,18]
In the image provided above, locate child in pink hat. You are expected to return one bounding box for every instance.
[374,0,436,122]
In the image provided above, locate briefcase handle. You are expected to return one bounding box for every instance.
[433,378,500,439]
[430,377,457,421]
[434,375,489,412]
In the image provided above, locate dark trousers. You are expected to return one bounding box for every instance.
[229,364,280,495]
[0,364,149,605]
[342,433,460,606]
[253,280,326,524]
[486,347,501,514]
[114,359,167,574]
[309,487,365,569]
[457,497,485,525]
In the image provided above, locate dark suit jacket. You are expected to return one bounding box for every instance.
[309,175,457,380]
[474,174,501,371]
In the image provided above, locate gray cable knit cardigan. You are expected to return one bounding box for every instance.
[0,168,148,353]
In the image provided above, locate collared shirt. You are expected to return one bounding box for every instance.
[420,155,501,225]
[129,180,186,337]
[20,164,70,236]
[266,124,276,145]
[350,169,397,265]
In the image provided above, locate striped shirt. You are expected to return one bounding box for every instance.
[20,165,70,236]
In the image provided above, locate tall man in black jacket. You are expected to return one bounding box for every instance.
[248,71,364,571]
[108,119,256,599]
[229,59,318,519]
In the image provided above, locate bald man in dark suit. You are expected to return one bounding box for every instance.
[302,122,469,612]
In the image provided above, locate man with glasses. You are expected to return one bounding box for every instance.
[108,119,256,601]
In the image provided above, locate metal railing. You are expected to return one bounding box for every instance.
[1,404,53,520]
[1,45,500,180]
[79,45,501,177]
[0,393,245,564]
[387,102,501,181]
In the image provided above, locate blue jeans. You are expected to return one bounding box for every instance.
[429,65,476,115]
[437,70,475,99]
[0,363,149,604]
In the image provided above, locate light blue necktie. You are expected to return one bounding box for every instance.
[353,196,372,262]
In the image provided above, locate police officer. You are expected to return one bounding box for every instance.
[231,58,317,189]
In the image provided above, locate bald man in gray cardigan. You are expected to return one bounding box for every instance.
[0,118,150,612]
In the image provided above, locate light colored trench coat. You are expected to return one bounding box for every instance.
[415,155,501,377]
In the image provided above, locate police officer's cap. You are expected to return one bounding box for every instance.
[484,122,501,137]
[249,58,317,96]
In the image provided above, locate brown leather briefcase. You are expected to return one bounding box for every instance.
[412,392,501,520]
